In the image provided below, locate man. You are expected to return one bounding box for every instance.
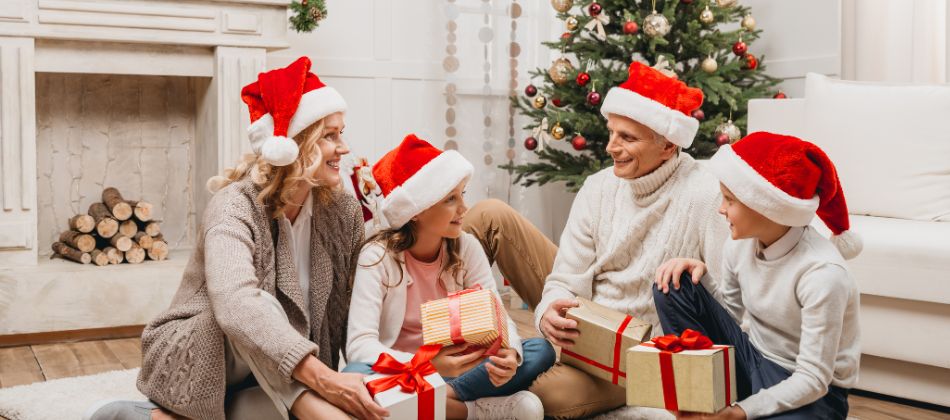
[462,61,730,418]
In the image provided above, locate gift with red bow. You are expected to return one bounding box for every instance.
[363,344,447,420]
[420,286,510,355]
[626,329,737,413]
[561,298,652,387]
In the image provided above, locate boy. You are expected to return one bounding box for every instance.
[653,132,861,419]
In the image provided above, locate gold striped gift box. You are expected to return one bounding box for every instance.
[420,288,510,349]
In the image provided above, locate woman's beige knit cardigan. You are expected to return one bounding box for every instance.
[136,177,364,420]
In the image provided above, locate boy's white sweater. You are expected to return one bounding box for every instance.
[535,154,730,336]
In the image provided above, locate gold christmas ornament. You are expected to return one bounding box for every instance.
[551,0,573,13]
[699,6,715,24]
[741,14,756,31]
[548,57,575,85]
[716,119,741,142]
[643,10,671,38]
[532,95,547,109]
[566,16,579,31]
[716,0,738,7]
[551,122,566,140]
[701,56,718,73]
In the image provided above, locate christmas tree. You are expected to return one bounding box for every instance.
[505,0,781,191]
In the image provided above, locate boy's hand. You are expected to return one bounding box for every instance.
[655,258,706,294]
[486,348,518,387]
[675,405,746,420]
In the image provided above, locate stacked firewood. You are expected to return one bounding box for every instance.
[51,187,169,265]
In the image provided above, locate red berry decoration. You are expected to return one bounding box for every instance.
[571,135,587,151]
[732,41,748,56]
[773,91,787,99]
[588,2,602,16]
[552,97,565,107]
[586,91,602,106]
[715,133,731,146]
[524,85,537,97]
[623,20,638,34]
[524,137,539,150]
[576,72,591,86]
[743,53,758,70]
[691,109,705,121]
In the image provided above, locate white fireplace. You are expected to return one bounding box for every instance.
[0,0,291,335]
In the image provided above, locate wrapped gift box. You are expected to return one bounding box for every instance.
[421,287,510,351]
[626,334,737,413]
[363,349,447,420]
[561,297,652,387]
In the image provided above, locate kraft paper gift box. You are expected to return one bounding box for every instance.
[561,297,652,387]
[363,346,447,420]
[420,287,510,352]
[626,330,737,413]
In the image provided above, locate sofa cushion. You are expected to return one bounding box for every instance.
[804,73,950,222]
[813,214,950,305]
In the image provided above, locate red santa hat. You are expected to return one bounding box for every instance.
[708,131,863,259]
[600,61,704,148]
[372,134,474,228]
[241,56,346,166]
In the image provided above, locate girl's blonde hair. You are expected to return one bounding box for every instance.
[363,222,466,289]
[206,118,335,218]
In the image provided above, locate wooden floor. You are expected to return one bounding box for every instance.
[1,310,947,420]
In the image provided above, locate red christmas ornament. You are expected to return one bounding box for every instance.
[681,0,694,3]
[561,32,572,40]
[552,97,565,107]
[623,20,639,34]
[715,133,731,146]
[588,2,602,16]
[732,41,748,56]
[743,53,758,70]
[524,137,539,150]
[524,84,537,97]
[773,91,787,99]
[571,135,587,151]
[586,91,602,106]
[576,72,591,86]
[691,109,705,121]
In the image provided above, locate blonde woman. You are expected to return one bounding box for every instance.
[85,57,388,420]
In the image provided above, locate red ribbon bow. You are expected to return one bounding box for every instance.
[652,329,713,353]
[447,285,504,356]
[365,344,443,420]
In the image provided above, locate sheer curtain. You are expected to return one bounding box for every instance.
[842,0,948,83]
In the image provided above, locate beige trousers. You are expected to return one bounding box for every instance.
[462,199,626,419]
[224,290,309,420]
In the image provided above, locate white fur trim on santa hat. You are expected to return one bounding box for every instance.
[600,87,699,149]
[709,144,819,227]
[380,150,474,228]
[247,86,347,164]
[260,136,299,167]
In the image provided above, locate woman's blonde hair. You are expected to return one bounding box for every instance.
[363,222,466,289]
[206,118,335,218]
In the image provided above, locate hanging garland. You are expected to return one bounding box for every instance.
[290,0,328,33]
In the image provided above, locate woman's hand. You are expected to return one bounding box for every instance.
[655,258,707,294]
[676,405,747,420]
[486,348,519,387]
[430,344,487,378]
[292,355,389,420]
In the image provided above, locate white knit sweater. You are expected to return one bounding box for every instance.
[535,154,730,336]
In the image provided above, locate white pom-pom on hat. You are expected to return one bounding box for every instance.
[260,136,299,167]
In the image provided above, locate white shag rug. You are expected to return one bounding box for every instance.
[0,369,143,420]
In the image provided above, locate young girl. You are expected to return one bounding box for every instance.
[653,132,861,420]
[345,134,556,420]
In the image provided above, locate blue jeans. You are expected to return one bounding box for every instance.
[344,338,556,402]
[652,274,849,420]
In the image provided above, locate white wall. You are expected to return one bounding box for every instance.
[267,0,843,240]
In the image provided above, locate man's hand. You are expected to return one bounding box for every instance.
[430,344,487,378]
[485,348,519,387]
[675,405,747,420]
[655,258,706,294]
[540,298,581,348]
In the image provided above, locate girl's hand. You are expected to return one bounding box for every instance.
[675,405,747,420]
[655,258,707,294]
[486,348,518,387]
[430,344,487,378]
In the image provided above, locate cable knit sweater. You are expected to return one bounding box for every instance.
[136,178,364,420]
[535,154,730,336]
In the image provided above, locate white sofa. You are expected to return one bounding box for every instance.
[747,73,950,407]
